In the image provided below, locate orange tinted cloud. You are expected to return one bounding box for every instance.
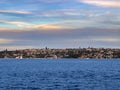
[79,0,120,7]
[0,38,13,44]
[26,24,70,30]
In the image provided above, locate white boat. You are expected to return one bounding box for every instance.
[15,55,23,59]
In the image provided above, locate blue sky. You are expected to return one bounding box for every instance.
[0,0,120,50]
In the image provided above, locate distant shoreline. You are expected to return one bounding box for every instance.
[0,48,120,59]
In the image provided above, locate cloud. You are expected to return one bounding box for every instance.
[0,20,71,30]
[70,37,120,44]
[0,46,34,50]
[79,0,120,7]
[92,37,120,42]
[0,10,31,14]
[0,28,12,31]
[0,20,30,28]
[0,38,13,44]
[26,24,71,30]
[0,28,120,49]
[27,0,69,4]
[37,9,83,17]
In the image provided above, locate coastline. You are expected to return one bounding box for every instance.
[0,48,120,59]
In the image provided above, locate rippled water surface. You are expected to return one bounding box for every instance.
[0,59,120,90]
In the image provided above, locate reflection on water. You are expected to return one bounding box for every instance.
[0,59,120,90]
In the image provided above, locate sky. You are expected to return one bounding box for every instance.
[0,0,120,50]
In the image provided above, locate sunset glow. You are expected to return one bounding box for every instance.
[0,0,120,49]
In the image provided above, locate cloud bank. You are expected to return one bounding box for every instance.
[79,0,120,7]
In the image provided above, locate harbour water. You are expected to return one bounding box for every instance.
[0,59,120,90]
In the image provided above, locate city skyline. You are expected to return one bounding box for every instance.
[0,0,120,50]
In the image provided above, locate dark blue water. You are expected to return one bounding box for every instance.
[0,59,120,90]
